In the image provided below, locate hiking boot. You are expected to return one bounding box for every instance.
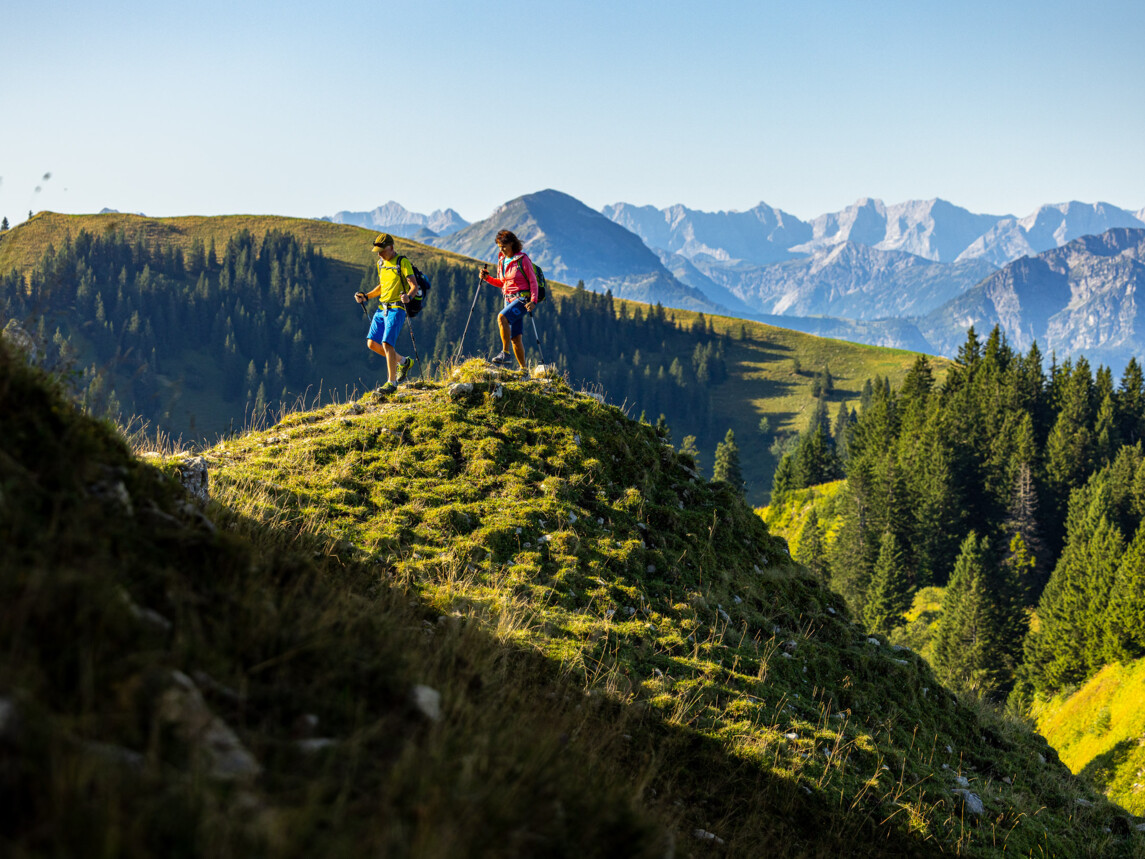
[491,351,513,365]
[396,356,415,383]
[375,381,398,396]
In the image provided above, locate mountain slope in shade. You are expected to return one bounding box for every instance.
[920,228,1145,367]
[325,201,469,237]
[431,189,729,313]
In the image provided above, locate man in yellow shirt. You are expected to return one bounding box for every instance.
[355,233,419,394]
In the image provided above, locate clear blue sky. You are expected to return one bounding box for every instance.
[3,0,1143,225]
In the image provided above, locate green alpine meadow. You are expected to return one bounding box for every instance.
[3,213,1145,857]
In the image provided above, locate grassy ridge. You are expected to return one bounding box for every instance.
[1033,659,1145,816]
[1,211,941,501]
[3,338,1143,855]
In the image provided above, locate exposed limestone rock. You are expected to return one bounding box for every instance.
[2,319,38,362]
[692,829,724,844]
[118,589,172,634]
[171,454,210,503]
[87,469,134,516]
[449,382,474,400]
[157,671,260,782]
[951,789,984,815]
[411,685,442,722]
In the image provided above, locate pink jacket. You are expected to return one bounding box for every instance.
[483,252,539,303]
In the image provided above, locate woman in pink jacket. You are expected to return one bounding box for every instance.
[479,229,538,369]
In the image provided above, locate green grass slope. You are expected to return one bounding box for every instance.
[1,211,943,502]
[3,340,1143,855]
[1033,659,1145,817]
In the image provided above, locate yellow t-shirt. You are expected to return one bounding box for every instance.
[375,255,415,304]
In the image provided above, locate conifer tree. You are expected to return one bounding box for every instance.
[1117,358,1145,446]
[832,402,853,464]
[794,508,830,582]
[1103,528,1145,663]
[1,216,8,231]
[1003,461,1046,600]
[1019,484,1125,695]
[712,429,743,493]
[932,532,998,694]
[771,453,797,499]
[679,435,701,472]
[865,530,912,633]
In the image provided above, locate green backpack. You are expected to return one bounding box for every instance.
[501,253,547,302]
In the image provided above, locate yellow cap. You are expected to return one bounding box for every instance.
[373,233,394,248]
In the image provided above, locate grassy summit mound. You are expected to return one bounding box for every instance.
[1,345,1141,857]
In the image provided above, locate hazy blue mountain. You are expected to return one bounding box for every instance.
[324,201,469,236]
[956,202,1145,266]
[691,241,996,319]
[919,228,1145,370]
[430,189,729,313]
[602,196,1144,271]
[603,201,810,265]
[790,198,1003,263]
[652,249,761,315]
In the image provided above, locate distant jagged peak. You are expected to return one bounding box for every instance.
[325,201,469,236]
[1016,200,1145,252]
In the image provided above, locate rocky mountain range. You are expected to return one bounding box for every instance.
[323,201,469,239]
[326,192,1145,368]
[918,228,1145,367]
[607,197,1145,267]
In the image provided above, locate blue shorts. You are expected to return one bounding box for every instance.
[499,297,528,338]
[368,306,406,347]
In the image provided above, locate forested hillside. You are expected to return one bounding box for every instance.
[0,212,931,501]
[767,325,1145,706]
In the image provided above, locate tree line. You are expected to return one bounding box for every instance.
[1,226,740,471]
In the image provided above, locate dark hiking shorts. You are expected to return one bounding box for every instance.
[499,296,527,338]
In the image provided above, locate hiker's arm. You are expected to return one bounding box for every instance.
[399,260,418,301]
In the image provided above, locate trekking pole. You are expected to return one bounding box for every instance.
[453,267,487,362]
[406,315,421,378]
[356,293,369,318]
[527,309,546,366]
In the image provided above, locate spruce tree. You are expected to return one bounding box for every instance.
[1,216,8,231]
[794,508,830,582]
[932,532,999,694]
[865,530,912,633]
[712,429,743,493]
[679,435,701,472]
[771,453,797,499]
[1117,358,1145,446]
[1019,484,1124,695]
[1103,528,1145,663]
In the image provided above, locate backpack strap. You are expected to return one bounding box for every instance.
[395,255,421,297]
